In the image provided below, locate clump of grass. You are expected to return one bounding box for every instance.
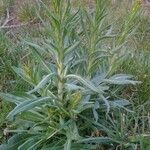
[120,51,150,106]
[0,0,5,17]
[0,32,14,144]
[0,101,12,144]
[107,0,150,107]
[17,2,37,22]
[0,0,14,17]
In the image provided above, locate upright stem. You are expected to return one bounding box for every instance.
[86,30,95,79]
[57,19,64,102]
[57,60,64,101]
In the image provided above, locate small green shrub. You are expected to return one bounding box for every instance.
[0,0,144,149]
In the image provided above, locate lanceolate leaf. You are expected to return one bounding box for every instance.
[64,139,71,150]
[7,97,52,119]
[112,99,130,107]
[25,41,51,73]
[99,95,110,114]
[0,134,30,150]
[103,74,141,85]
[78,137,119,144]
[28,73,55,94]
[66,74,104,93]
[110,100,134,113]
[74,102,94,114]
[12,66,34,86]
[65,83,85,91]
[43,41,58,60]
[64,41,80,54]
[0,93,26,104]
[28,139,44,150]
[18,137,39,150]
[93,108,99,122]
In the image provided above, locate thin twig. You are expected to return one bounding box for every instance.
[0,22,29,29]
[0,20,35,29]
[1,9,10,27]
[0,8,36,30]
[0,8,14,29]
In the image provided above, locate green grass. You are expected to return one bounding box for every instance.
[107,0,150,106]
[0,0,14,17]
[0,101,12,144]
[17,2,37,22]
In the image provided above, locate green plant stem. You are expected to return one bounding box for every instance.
[57,28,64,102]
[57,60,64,102]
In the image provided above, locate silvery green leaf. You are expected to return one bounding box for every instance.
[0,134,30,150]
[64,55,74,66]
[43,40,58,57]
[110,74,133,80]
[110,99,133,113]
[64,41,80,54]
[92,73,106,85]
[99,95,110,114]
[94,101,100,109]
[93,108,99,122]
[12,66,34,86]
[75,102,94,113]
[7,97,51,119]
[105,26,113,36]
[24,41,51,73]
[71,58,87,68]
[18,137,39,150]
[66,74,104,93]
[78,137,119,144]
[65,83,85,91]
[28,73,54,94]
[82,95,91,103]
[0,93,26,104]
[112,99,130,106]
[64,139,71,150]
[97,85,109,91]
[103,74,141,85]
